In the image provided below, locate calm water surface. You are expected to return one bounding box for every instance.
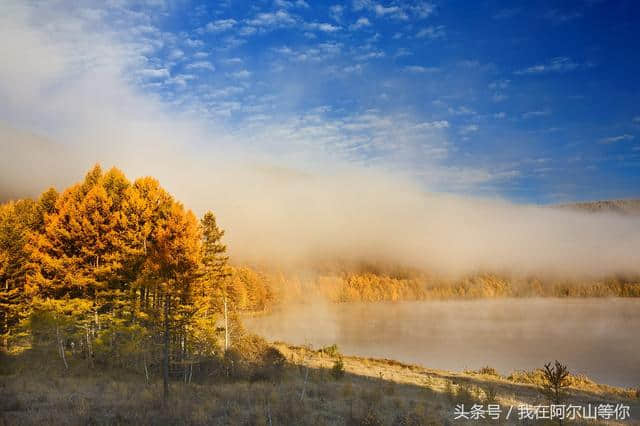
[245,298,640,387]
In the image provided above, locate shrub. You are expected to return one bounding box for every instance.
[222,348,245,380]
[320,344,340,358]
[507,369,547,385]
[444,380,456,402]
[541,360,570,405]
[483,385,498,404]
[477,366,500,377]
[331,357,345,380]
[456,383,479,406]
[252,346,287,383]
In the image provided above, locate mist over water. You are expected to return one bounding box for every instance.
[245,298,640,388]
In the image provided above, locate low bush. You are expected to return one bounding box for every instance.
[331,357,345,380]
[319,344,341,358]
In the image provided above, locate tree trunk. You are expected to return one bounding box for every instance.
[56,323,68,370]
[224,294,229,351]
[163,291,170,402]
[2,312,8,351]
[300,365,309,401]
[85,327,93,367]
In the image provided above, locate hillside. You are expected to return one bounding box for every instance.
[558,199,640,215]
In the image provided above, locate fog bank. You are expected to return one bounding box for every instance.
[1,1,639,280]
[2,122,639,280]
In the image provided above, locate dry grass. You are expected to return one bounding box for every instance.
[1,344,639,425]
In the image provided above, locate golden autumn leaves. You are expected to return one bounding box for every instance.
[0,165,227,363]
[27,165,201,300]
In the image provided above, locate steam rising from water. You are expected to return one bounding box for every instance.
[245,299,640,387]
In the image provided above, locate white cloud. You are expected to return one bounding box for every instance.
[373,4,407,20]
[448,106,476,116]
[355,50,385,61]
[230,69,251,79]
[275,0,293,7]
[349,17,371,30]
[168,73,196,86]
[275,0,309,8]
[246,10,296,28]
[405,65,439,73]
[459,124,479,135]
[168,48,184,60]
[545,9,582,24]
[306,22,340,32]
[416,25,445,39]
[274,42,342,63]
[599,134,634,144]
[329,5,344,21]
[205,19,237,32]
[343,64,363,73]
[185,61,215,71]
[632,116,640,124]
[489,79,510,90]
[352,1,432,21]
[352,0,372,11]
[492,93,508,102]
[410,2,435,19]
[138,68,170,78]
[223,57,243,65]
[515,57,579,75]
[185,38,204,48]
[395,48,412,57]
[205,86,245,98]
[414,120,450,129]
[238,26,257,36]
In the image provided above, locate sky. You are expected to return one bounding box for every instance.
[2,0,640,277]
[1,0,639,203]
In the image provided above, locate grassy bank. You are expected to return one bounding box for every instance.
[1,343,638,425]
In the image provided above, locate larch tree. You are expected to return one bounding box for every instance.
[3,165,253,394]
[142,199,201,400]
[0,199,39,348]
[198,211,230,350]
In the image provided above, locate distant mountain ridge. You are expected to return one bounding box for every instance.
[557,199,640,215]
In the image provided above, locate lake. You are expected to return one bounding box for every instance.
[245,298,640,388]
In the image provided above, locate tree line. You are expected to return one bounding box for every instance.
[0,165,272,398]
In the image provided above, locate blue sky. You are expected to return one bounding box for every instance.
[2,0,640,203]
